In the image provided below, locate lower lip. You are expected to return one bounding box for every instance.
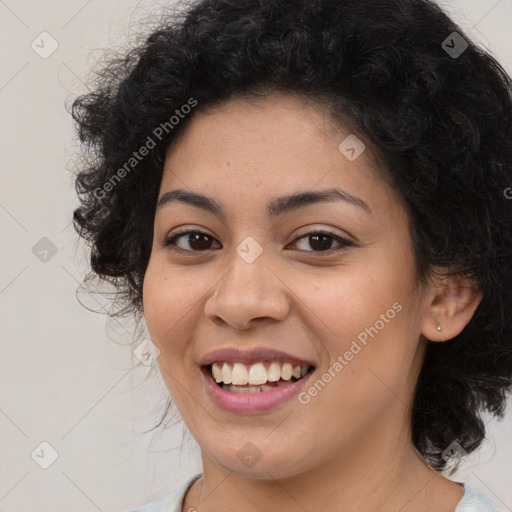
[201,366,314,414]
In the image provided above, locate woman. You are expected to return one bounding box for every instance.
[71,0,512,510]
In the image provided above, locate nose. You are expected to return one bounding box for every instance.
[204,245,291,330]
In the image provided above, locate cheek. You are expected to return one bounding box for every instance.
[143,257,203,335]
[293,262,418,394]
[294,265,401,347]
[142,261,199,365]
[141,263,199,412]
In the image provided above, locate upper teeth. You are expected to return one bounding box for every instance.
[211,361,309,385]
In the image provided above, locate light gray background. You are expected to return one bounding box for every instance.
[1,1,511,511]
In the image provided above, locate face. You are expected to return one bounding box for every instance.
[142,92,433,479]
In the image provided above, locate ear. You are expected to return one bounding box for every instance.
[421,272,482,342]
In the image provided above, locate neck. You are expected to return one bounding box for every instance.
[182,407,461,512]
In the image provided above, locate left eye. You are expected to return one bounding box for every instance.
[292,231,353,252]
[161,230,353,253]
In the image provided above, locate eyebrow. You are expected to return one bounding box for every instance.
[156,187,371,220]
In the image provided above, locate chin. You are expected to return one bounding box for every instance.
[206,446,314,481]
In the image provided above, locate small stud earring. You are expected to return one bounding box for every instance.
[436,324,442,332]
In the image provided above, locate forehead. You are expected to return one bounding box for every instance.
[159,93,402,218]
[169,92,346,154]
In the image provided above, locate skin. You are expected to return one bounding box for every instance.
[142,92,482,512]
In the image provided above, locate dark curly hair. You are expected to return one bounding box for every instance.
[71,0,512,472]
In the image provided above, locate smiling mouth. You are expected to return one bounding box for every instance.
[204,362,315,394]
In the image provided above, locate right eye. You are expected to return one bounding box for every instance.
[161,230,221,252]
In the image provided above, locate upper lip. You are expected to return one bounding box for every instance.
[199,347,316,368]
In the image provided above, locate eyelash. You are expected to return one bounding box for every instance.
[160,228,354,254]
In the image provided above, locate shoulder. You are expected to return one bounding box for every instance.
[127,474,202,512]
[127,477,501,512]
[454,483,501,512]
